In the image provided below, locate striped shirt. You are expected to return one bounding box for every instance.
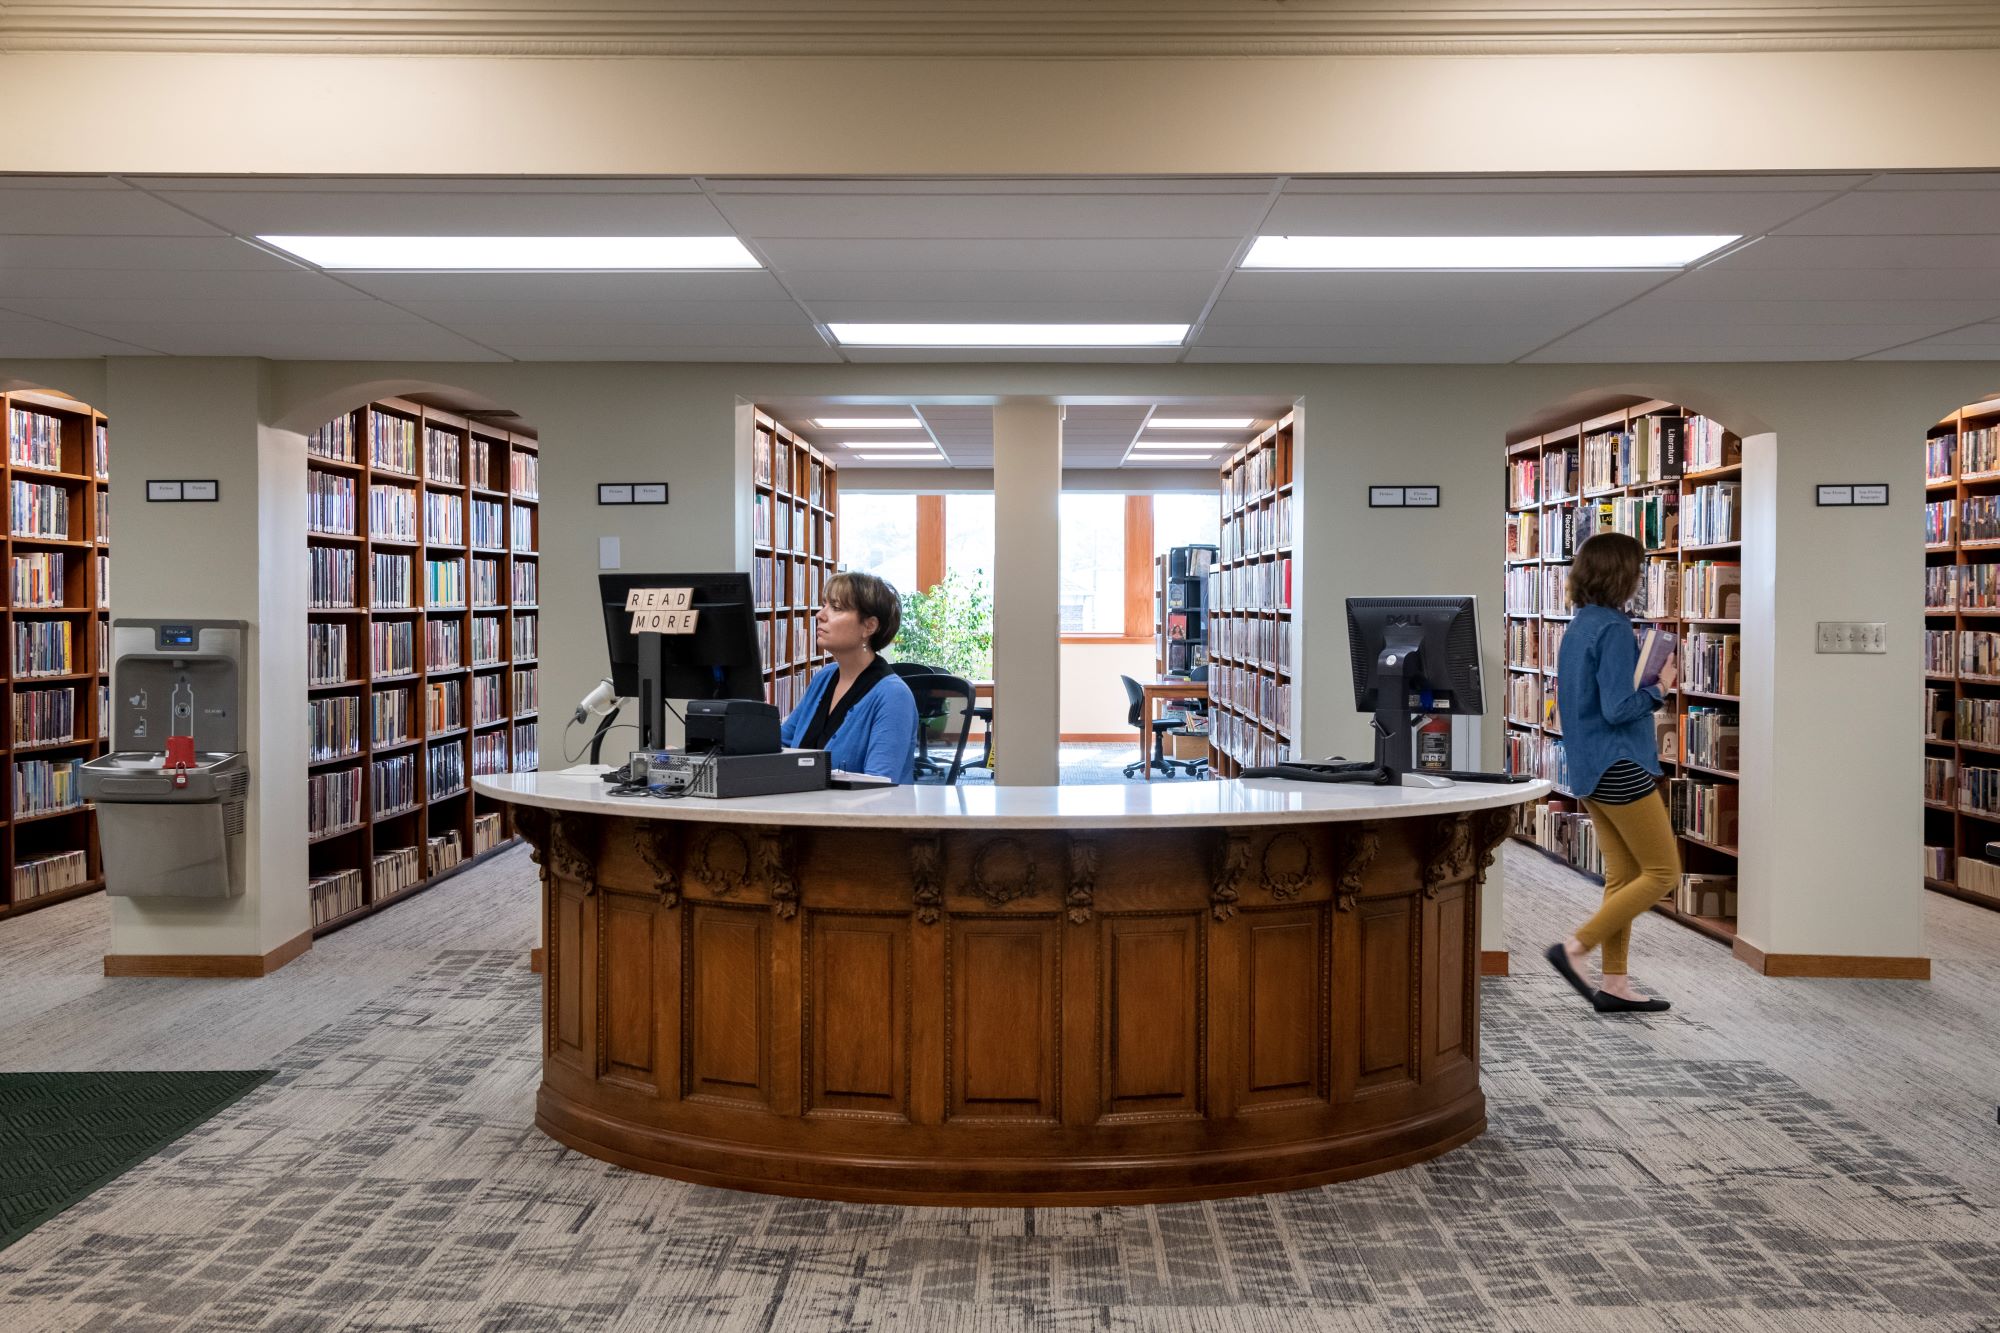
[1591,758,1657,805]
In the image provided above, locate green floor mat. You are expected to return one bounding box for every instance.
[0,1069,273,1251]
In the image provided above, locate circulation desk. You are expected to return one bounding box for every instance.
[475,769,1549,1206]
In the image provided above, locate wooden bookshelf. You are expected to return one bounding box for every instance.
[0,390,111,923]
[305,398,537,935]
[1502,400,1745,942]
[1207,416,1294,777]
[750,413,838,712]
[1922,398,2000,913]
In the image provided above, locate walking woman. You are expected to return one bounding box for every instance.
[1545,531,1679,1013]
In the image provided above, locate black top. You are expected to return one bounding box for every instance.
[800,655,892,751]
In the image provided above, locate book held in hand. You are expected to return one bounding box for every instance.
[1634,626,1678,688]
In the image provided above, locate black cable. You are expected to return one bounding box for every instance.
[563,716,640,767]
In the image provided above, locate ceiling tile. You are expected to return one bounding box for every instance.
[139,176,705,194]
[1184,345,1516,363]
[488,345,842,362]
[715,190,1270,240]
[1281,174,1869,195]
[784,269,1221,303]
[0,182,224,237]
[154,189,737,238]
[0,311,159,357]
[1574,298,1998,331]
[1712,234,2000,269]
[64,321,506,360]
[713,178,1278,196]
[471,322,826,349]
[387,298,812,327]
[1261,189,1834,237]
[339,271,795,303]
[806,299,1202,324]
[1775,191,2000,236]
[757,238,1239,273]
[1524,325,1955,360]
[0,265,361,302]
[1214,270,1658,306]
[0,235,304,270]
[1856,173,2000,192]
[0,296,401,327]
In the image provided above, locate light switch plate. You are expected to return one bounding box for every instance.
[1816,621,1886,653]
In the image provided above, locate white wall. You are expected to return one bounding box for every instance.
[1060,641,1158,736]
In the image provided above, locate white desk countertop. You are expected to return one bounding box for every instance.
[475,768,1551,831]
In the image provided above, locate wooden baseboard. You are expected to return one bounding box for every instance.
[1480,950,1509,976]
[1731,938,1930,980]
[104,927,313,979]
[530,946,545,974]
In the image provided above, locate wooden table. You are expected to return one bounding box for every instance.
[480,769,1547,1205]
[1139,676,1210,780]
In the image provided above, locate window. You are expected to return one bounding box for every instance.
[944,492,995,582]
[1153,492,1221,557]
[1059,493,1126,633]
[841,493,918,594]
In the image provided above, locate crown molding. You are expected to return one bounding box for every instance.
[3,3,2000,57]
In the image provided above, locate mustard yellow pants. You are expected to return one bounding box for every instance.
[1576,790,1681,975]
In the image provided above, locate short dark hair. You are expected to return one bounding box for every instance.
[824,571,901,653]
[1568,532,1644,609]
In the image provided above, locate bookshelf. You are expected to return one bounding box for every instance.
[750,413,839,713]
[1922,398,2000,914]
[0,390,111,924]
[1206,416,1294,777]
[1502,400,1746,944]
[305,398,538,934]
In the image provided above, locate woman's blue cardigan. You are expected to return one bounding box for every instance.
[779,663,920,784]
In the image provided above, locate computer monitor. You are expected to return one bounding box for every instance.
[1346,595,1484,777]
[598,572,764,746]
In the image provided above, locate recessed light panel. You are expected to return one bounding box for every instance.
[258,235,762,270]
[828,323,1189,347]
[1132,441,1228,451]
[1127,454,1210,464]
[836,441,938,451]
[1241,235,1740,270]
[815,418,925,429]
[1148,418,1253,429]
[858,453,947,462]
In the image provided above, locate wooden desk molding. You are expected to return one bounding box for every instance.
[480,771,1548,1206]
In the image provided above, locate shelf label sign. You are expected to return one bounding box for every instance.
[626,587,699,634]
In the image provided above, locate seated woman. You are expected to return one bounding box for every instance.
[780,572,920,783]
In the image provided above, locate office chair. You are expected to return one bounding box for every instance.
[1120,675,1203,780]
[901,672,977,784]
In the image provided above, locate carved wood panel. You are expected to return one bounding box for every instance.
[1239,906,1326,1109]
[1424,884,1475,1082]
[682,904,771,1105]
[948,917,1060,1121]
[805,913,909,1119]
[553,882,587,1061]
[1099,915,1204,1120]
[1349,894,1418,1095]
[601,895,659,1089]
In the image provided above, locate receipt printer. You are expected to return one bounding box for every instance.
[685,698,782,756]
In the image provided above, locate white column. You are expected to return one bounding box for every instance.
[1736,425,1927,975]
[991,403,1062,786]
[101,358,310,970]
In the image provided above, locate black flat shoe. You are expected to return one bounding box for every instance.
[1591,991,1671,1013]
[1544,943,1595,1002]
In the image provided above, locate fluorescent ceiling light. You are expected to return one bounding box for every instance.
[1128,454,1210,464]
[258,235,761,270]
[828,322,1189,347]
[1133,441,1227,451]
[837,441,938,451]
[858,454,947,462]
[1241,234,1739,270]
[1148,418,1253,429]
[815,417,925,429]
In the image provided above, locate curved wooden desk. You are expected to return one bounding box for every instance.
[477,771,1549,1206]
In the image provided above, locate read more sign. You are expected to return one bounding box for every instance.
[626,587,699,634]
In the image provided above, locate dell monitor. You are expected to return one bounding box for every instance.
[598,572,765,747]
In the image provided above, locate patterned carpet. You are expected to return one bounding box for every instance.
[0,845,1996,1330]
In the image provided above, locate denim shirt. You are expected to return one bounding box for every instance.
[1555,604,1665,798]
[780,663,920,784]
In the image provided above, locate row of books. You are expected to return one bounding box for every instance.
[1506,508,1538,560]
[425,492,463,546]
[1210,558,1291,612]
[1964,495,2000,545]
[1541,565,1574,617]
[96,492,107,545]
[14,620,73,676]
[473,811,504,854]
[1209,707,1290,771]
[309,868,363,926]
[1220,495,1291,561]
[1209,613,1290,670]
[310,547,356,608]
[424,427,462,485]
[1630,558,1678,619]
[513,669,539,717]
[1928,498,1955,546]
[427,620,461,671]
[513,562,537,605]
[471,557,503,606]
[308,414,357,463]
[1505,565,1541,616]
[13,686,76,746]
[372,553,411,608]
[1681,480,1741,547]
[428,679,463,733]
[11,552,65,608]
[510,451,539,499]
[1676,873,1737,919]
[428,739,465,798]
[752,431,830,503]
[308,472,355,535]
[1209,664,1292,732]
[369,411,419,476]
[1924,844,1953,882]
[1164,639,1208,674]
[1928,756,1956,803]
[95,424,107,480]
[752,493,816,551]
[1926,434,1958,483]
[1928,628,1956,676]
[372,621,414,676]
[1956,855,2000,902]
[753,554,828,610]
[15,848,88,902]
[1958,426,2000,478]
[1515,798,1603,876]
[512,508,535,552]
[1592,491,1678,552]
[472,673,505,726]
[513,615,537,660]
[1926,687,1951,740]
[473,730,510,775]
[1669,776,1739,848]
[1221,438,1285,505]
[373,753,417,816]
[1581,416,1689,492]
[1506,671,1543,726]
[1683,561,1742,619]
[471,498,506,548]
[1958,696,2000,748]
[429,828,464,875]
[369,484,418,541]
[1962,763,2000,816]
[373,687,412,746]
[7,407,65,472]
[12,480,68,538]
[1682,630,1741,695]
[374,844,421,899]
[15,756,83,816]
[309,695,362,762]
[1682,706,1740,771]
[424,559,465,608]
[514,722,538,770]
[1504,618,1541,670]
[308,766,363,835]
